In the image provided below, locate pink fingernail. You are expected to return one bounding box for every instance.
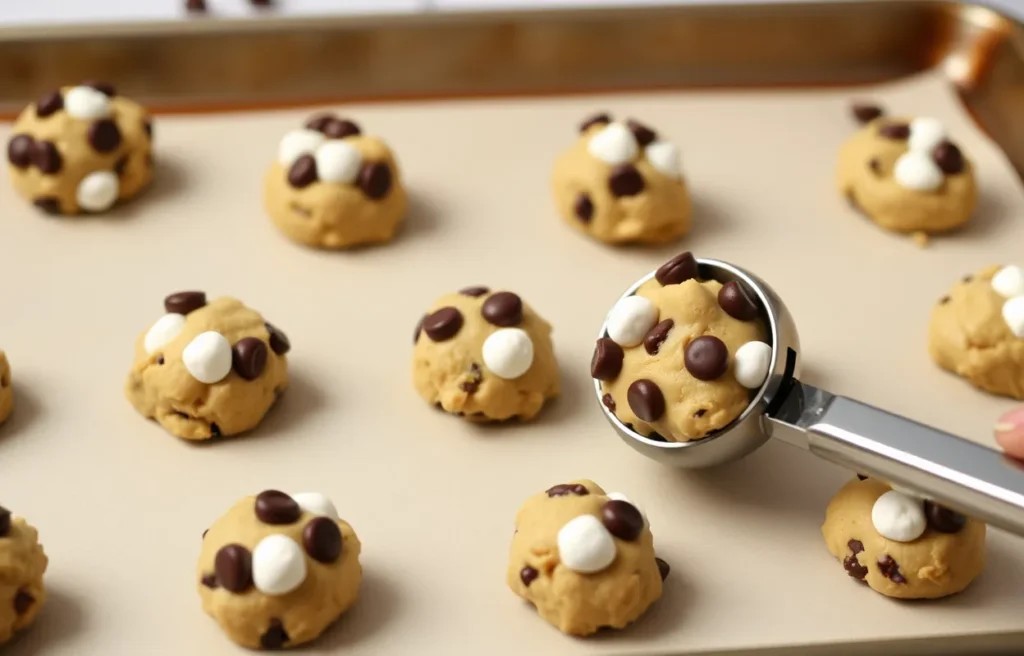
[995,407,1024,437]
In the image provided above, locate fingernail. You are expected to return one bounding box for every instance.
[995,407,1024,437]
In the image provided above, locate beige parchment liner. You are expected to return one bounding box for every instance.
[1,70,1023,655]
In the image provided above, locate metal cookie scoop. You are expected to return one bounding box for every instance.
[596,255,1024,537]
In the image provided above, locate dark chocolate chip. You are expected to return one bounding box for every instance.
[0,507,10,537]
[210,423,221,437]
[924,501,966,534]
[602,393,616,412]
[655,252,699,286]
[843,539,868,580]
[232,337,268,381]
[201,573,217,589]
[144,118,153,139]
[718,281,759,321]
[459,363,483,394]
[33,197,61,215]
[520,566,539,586]
[932,140,964,175]
[877,555,906,583]
[868,158,881,175]
[574,192,594,223]
[303,516,343,563]
[265,322,291,355]
[879,122,910,140]
[591,338,624,381]
[962,275,974,283]
[656,557,670,581]
[684,336,729,381]
[601,500,644,541]
[186,0,207,11]
[157,356,165,365]
[88,119,122,153]
[627,379,666,422]
[86,81,117,96]
[287,154,318,188]
[422,307,463,342]
[323,118,361,139]
[357,162,391,199]
[857,474,868,481]
[7,134,35,168]
[164,291,207,315]
[305,114,335,132]
[694,408,706,418]
[114,156,128,176]
[579,112,611,133]
[546,483,589,497]
[35,91,63,118]
[260,619,290,649]
[481,292,523,327]
[626,119,657,147]
[30,141,62,174]
[202,528,208,539]
[608,164,645,197]
[214,544,253,592]
[255,490,301,525]
[459,286,489,297]
[939,296,951,305]
[13,591,34,614]
[644,319,674,355]
[851,102,884,124]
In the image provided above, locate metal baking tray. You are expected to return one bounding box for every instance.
[2,2,1024,655]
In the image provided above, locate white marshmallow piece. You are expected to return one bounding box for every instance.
[991,265,1024,299]
[482,328,534,380]
[314,140,362,184]
[557,514,617,574]
[606,492,648,527]
[64,86,112,120]
[893,151,944,192]
[908,117,947,153]
[144,313,187,354]
[587,122,639,166]
[252,534,308,596]
[1002,296,1024,338]
[277,129,326,167]
[734,341,772,389]
[76,171,120,212]
[871,490,927,542]
[606,295,658,347]
[291,492,339,520]
[644,141,682,179]
[182,331,233,384]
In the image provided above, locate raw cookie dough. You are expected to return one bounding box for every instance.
[125,292,290,440]
[837,102,976,235]
[928,264,1024,399]
[593,251,770,441]
[264,113,408,249]
[6,82,153,215]
[412,287,560,421]
[822,477,985,599]
[552,112,691,245]
[198,490,362,649]
[0,506,48,645]
[0,351,11,426]
[507,479,667,636]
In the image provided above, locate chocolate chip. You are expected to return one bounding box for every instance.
[602,393,616,412]
[482,292,523,327]
[574,192,594,223]
[877,555,905,583]
[962,275,974,283]
[86,81,117,96]
[305,114,335,132]
[924,500,966,534]
[718,281,759,321]
[265,322,291,355]
[591,338,624,381]
[303,516,343,563]
[210,423,221,437]
[7,134,34,168]
[939,296,951,305]
[0,507,10,537]
[520,566,538,586]
[324,118,361,139]
[255,490,300,525]
[932,140,964,175]
[214,544,253,592]
[868,158,880,175]
[201,574,217,589]
[287,154,317,188]
[260,619,290,649]
[357,162,391,199]
[608,164,644,197]
[202,528,208,539]
[656,557,670,581]
[414,315,424,344]
[13,591,33,614]
[879,122,910,140]
[114,156,128,176]
[144,118,153,139]
[35,91,63,118]
[232,337,268,381]
[601,500,644,541]
[857,474,868,481]
[851,102,884,124]
[655,252,699,286]
[694,408,706,418]
[546,483,589,497]
[459,286,489,297]
[644,319,673,355]
[186,0,207,11]
[626,119,657,147]
[459,363,483,394]
[88,119,122,153]
[843,539,868,580]
[164,291,206,315]
[422,307,463,341]
[627,379,666,422]
[33,197,61,215]
[684,336,729,381]
[30,141,62,174]
[579,112,611,133]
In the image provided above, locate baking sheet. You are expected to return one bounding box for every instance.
[2,69,1024,655]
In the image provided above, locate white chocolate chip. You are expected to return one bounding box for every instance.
[1002,296,1024,338]
[278,129,326,167]
[291,492,339,520]
[314,140,362,184]
[182,331,233,384]
[76,171,120,212]
[871,490,926,542]
[893,151,943,192]
[144,313,187,354]
[606,295,658,347]
[908,117,947,152]
[557,514,617,574]
[64,86,112,120]
[587,122,639,166]
[734,341,772,389]
[482,328,534,380]
[991,265,1024,299]
[252,534,308,596]
[644,141,681,178]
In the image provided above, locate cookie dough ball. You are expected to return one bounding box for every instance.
[552,113,691,245]
[507,479,667,635]
[6,83,153,215]
[412,287,560,421]
[198,490,362,649]
[822,477,985,599]
[928,264,1024,399]
[264,114,408,249]
[593,252,769,441]
[837,103,976,234]
[125,292,290,440]
[0,351,11,426]
[0,506,48,645]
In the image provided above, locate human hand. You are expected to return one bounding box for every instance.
[995,407,1024,459]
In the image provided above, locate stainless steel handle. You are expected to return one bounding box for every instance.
[766,380,1024,537]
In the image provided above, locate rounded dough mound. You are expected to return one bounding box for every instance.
[0,351,11,426]
[0,512,48,645]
